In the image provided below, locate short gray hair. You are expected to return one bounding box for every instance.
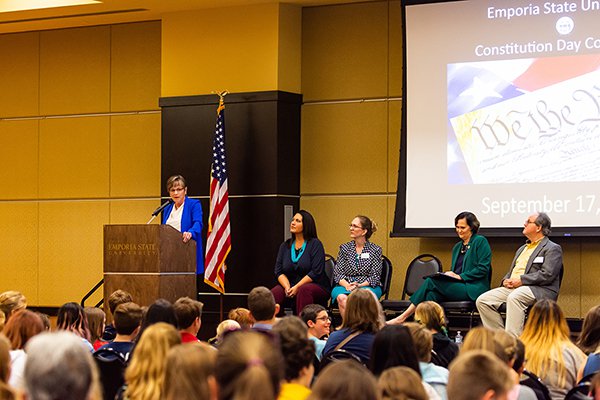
[24,331,97,400]
[534,212,552,236]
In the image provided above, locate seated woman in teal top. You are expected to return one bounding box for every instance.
[388,211,492,325]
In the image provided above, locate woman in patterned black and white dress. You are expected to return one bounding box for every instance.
[331,215,383,318]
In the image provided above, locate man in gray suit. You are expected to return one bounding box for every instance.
[476,212,562,336]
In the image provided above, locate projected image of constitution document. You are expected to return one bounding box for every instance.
[448,56,600,184]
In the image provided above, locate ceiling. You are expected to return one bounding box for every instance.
[0,0,378,34]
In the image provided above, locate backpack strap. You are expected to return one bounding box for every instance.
[333,330,362,351]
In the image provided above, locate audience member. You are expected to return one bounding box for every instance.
[477,212,562,337]
[34,312,51,331]
[591,373,600,400]
[57,302,93,351]
[331,215,383,318]
[414,301,458,368]
[308,360,379,400]
[322,289,382,365]
[228,307,254,329]
[0,334,14,400]
[520,300,586,400]
[273,316,315,400]
[2,310,44,390]
[272,210,330,315]
[23,331,101,400]
[173,297,204,343]
[96,302,142,361]
[577,305,600,381]
[84,307,107,350]
[102,290,133,342]
[163,343,216,400]
[209,319,241,347]
[0,312,4,334]
[136,298,177,341]
[300,304,331,361]
[370,325,421,377]
[462,327,537,400]
[406,322,449,400]
[122,322,181,400]
[0,292,26,324]
[379,366,428,400]
[447,350,512,400]
[513,339,548,400]
[248,286,279,331]
[215,330,284,400]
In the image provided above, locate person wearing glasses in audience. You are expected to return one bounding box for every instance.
[331,215,383,319]
[477,212,562,337]
[388,211,492,325]
[300,304,332,361]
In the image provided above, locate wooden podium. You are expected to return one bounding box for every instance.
[103,224,197,307]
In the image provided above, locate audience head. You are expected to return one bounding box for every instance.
[107,289,133,319]
[370,324,421,377]
[512,339,527,374]
[215,330,284,400]
[414,301,448,335]
[113,302,143,336]
[163,343,217,400]
[520,299,581,386]
[405,322,433,363]
[291,210,318,241]
[0,311,4,333]
[35,312,51,331]
[343,289,383,333]
[0,291,26,323]
[0,334,13,400]
[448,350,512,400]
[173,297,204,331]
[138,298,177,339]
[83,307,105,344]
[272,316,315,384]
[24,331,100,400]
[577,304,600,354]
[309,360,379,400]
[56,302,91,341]
[2,310,44,350]
[300,304,331,339]
[227,307,254,329]
[125,322,181,400]
[462,326,495,353]
[214,320,241,345]
[454,211,480,234]
[378,366,428,400]
[248,286,278,322]
[354,215,378,240]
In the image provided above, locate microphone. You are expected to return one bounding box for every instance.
[151,199,173,217]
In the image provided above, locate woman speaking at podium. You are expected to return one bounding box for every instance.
[162,175,204,272]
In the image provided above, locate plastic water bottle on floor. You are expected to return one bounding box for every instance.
[455,331,463,345]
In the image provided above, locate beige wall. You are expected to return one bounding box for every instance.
[0,21,162,306]
[300,1,600,318]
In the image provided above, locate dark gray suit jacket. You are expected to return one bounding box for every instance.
[501,236,563,300]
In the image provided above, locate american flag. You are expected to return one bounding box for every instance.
[204,98,231,293]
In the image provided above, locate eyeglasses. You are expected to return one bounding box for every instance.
[349,224,364,230]
[316,316,331,322]
[524,220,536,226]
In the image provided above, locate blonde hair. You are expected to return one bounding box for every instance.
[520,300,585,387]
[124,322,181,400]
[379,366,427,400]
[462,326,495,353]
[0,291,26,322]
[414,301,448,335]
[163,343,216,400]
[461,327,517,365]
[215,331,283,400]
[405,322,433,362]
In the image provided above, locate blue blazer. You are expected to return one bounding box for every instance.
[162,197,204,273]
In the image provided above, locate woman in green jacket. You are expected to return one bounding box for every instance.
[388,211,491,325]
